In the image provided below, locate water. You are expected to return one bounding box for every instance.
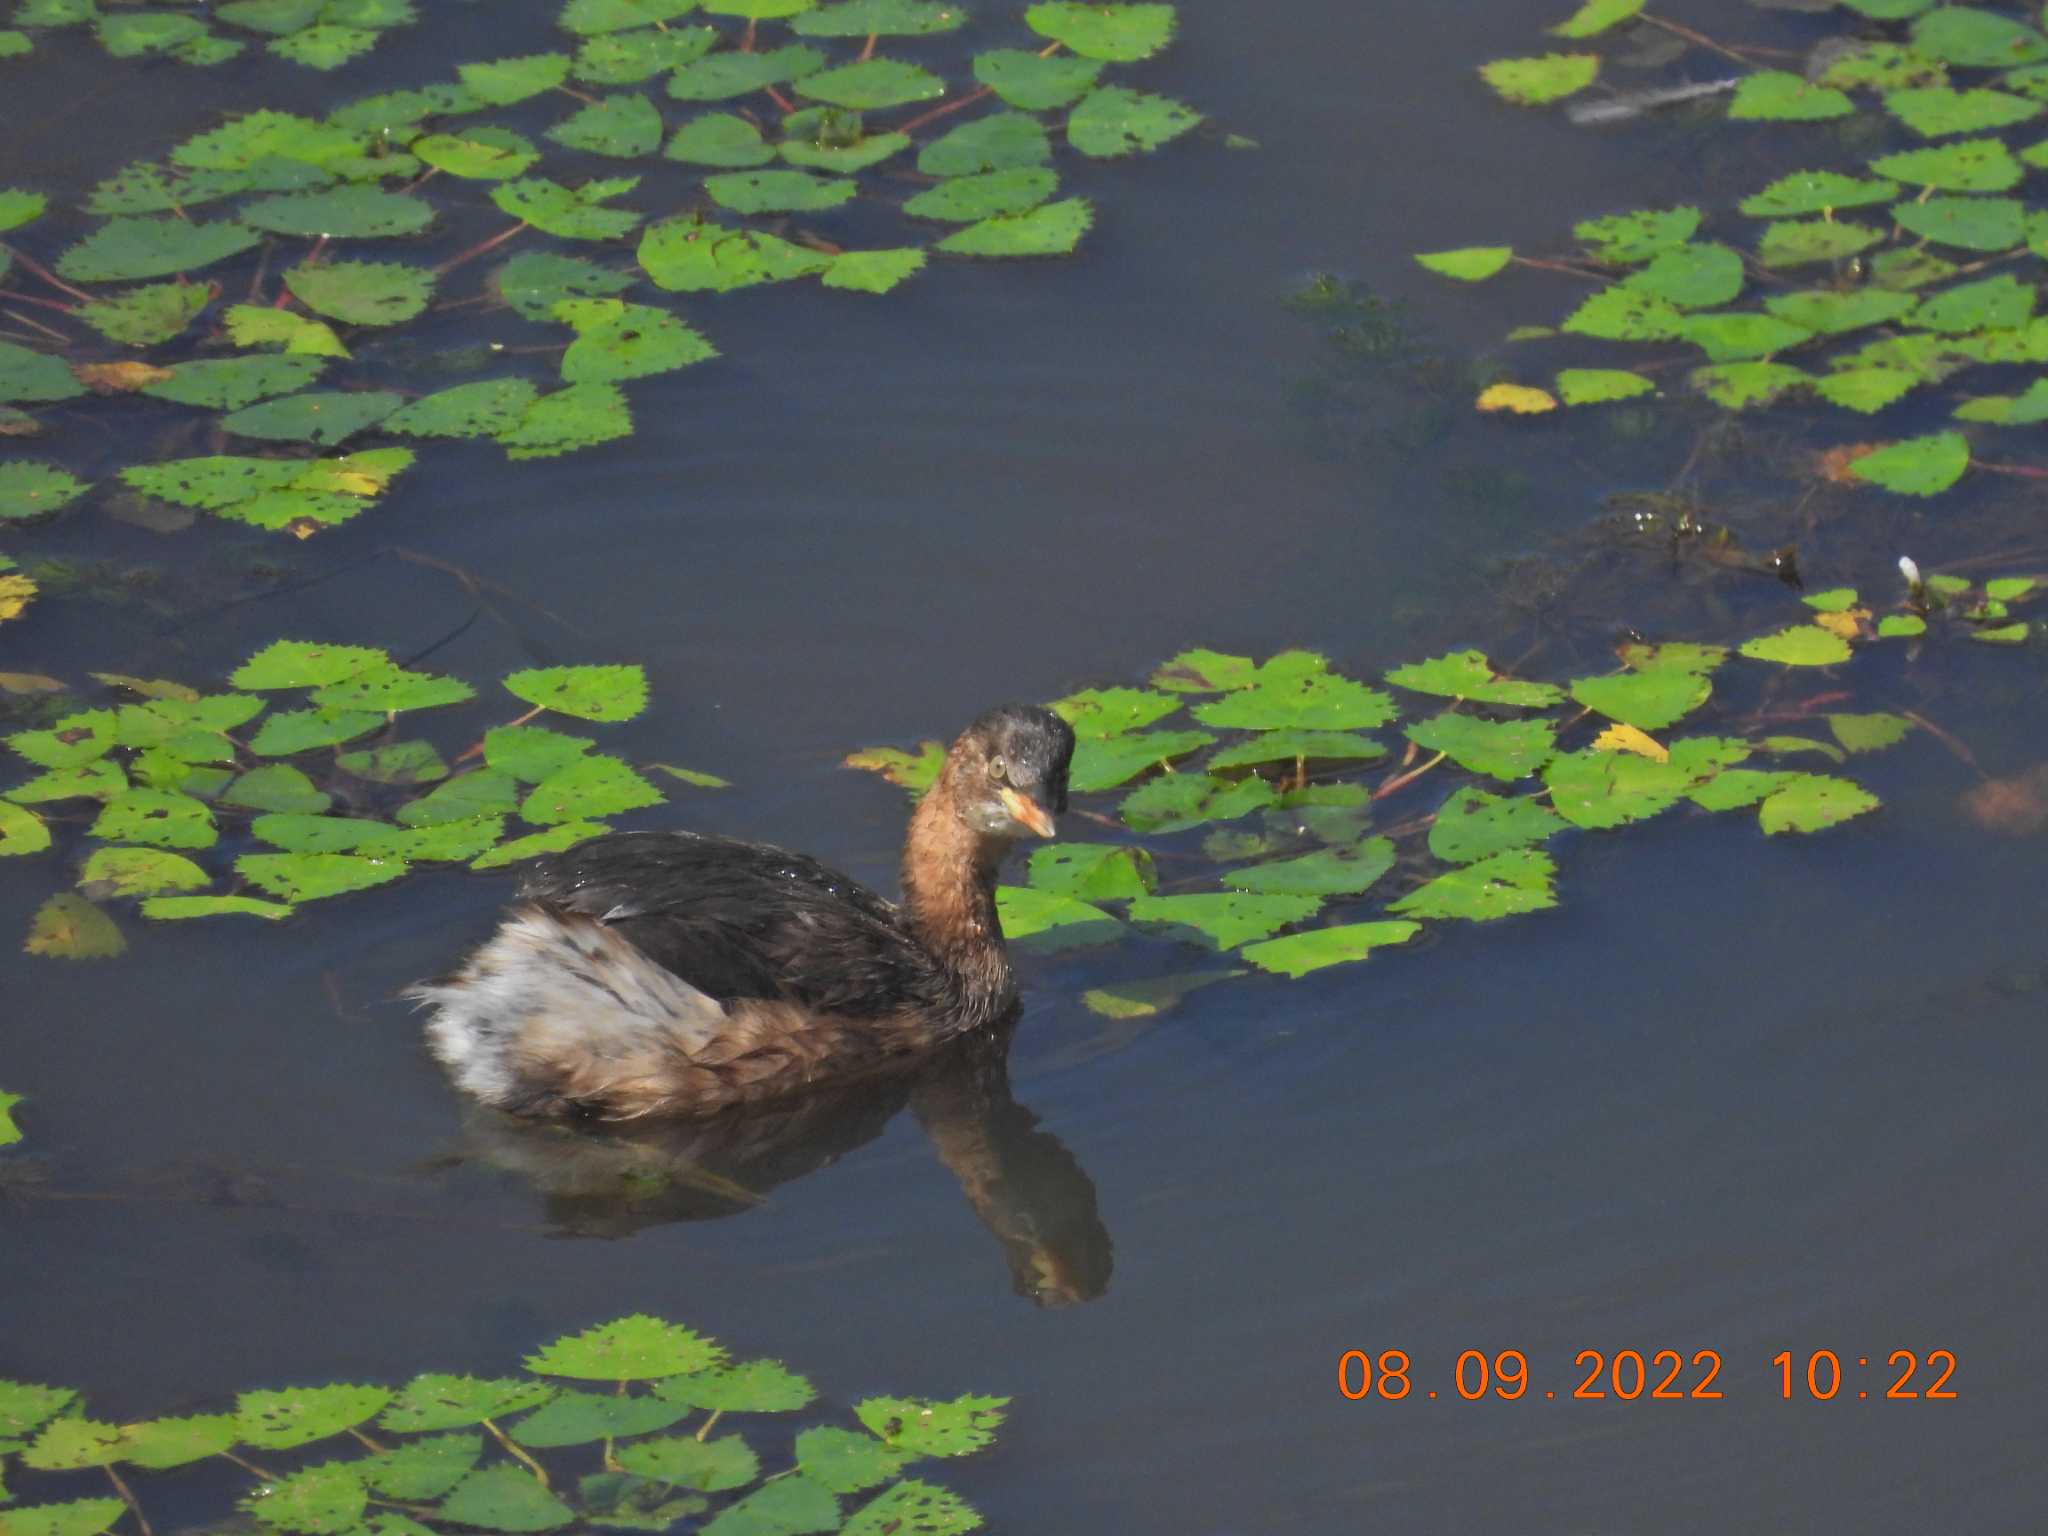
[6,1,2047,1530]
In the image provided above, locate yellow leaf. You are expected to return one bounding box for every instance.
[0,671,64,694]
[90,673,200,701]
[1476,382,1558,415]
[0,573,38,624]
[1593,722,1669,761]
[1813,609,1867,640]
[24,893,127,960]
[73,360,175,394]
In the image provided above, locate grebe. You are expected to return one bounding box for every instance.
[410,704,1074,1120]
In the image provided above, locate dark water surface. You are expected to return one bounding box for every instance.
[7,2,2047,1531]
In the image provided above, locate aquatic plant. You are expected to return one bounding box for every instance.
[1440,0,2048,501]
[0,1314,1003,1536]
[0,1,1203,625]
[5,0,421,72]
[0,646,718,955]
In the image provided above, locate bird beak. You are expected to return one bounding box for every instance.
[999,786,1057,838]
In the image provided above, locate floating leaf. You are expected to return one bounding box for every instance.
[141,355,327,410]
[459,53,572,105]
[1479,52,1598,106]
[1068,729,1214,791]
[413,127,541,179]
[285,261,435,325]
[1126,891,1321,949]
[1404,712,1555,782]
[1081,968,1238,1017]
[640,219,831,290]
[496,252,635,321]
[1891,195,2026,250]
[1911,6,2048,68]
[1427,786,1562,864]
[525,1316,726,1381]
[614,1436,760,1492]
[1025,1,1173,60]
[1575,206,1699,263]
[547,93,664,158]
[1763,288,1916,335]
[1026,842,1156,900]
[1757,218,1882,267]
[1475,382,1556,414]
[26,893,126,957]
[236,852,406,900]
[1909,273,2034,334]
[703,169,856,213]
[843,1481,978,1536]
[1239,921,1419,977]
[1846,430,1969,494]
[1871,137,2022,191]
[668,112,776,167]
[243,187,433,238]
[248,707,383,755]
[379,1377,556,1434]
[436,1467,574,1533]
[520,756,662,824]
[821,248,926,291]
[271,24,380,69]
[917,112,1050,175]
[1739,169,1899,217]
[1738,625,1854,665]
[1954,379,2048,424]
[1206,729,1385,769]
[56,217,259,282]
[793,0,961,33]
[471,822,610,869]
[798,57,944,108]
[1414,246,1512,281]
[1815,366,1917,413]
[359,1435,483,1502]
[1680,311,1811,362]
[972,48,1102,108]
[1223,839,1395,897]
[385,378,540,437]
[1068,86,1200,157]
[1559,285,1683,341]
[854,1395,1004,1458]
[992,886,1121,949]
[667,45,825,101]
[222,765,334,814]
[245,1463,367,1534]
[1729,71,1853,120]
[0,463,89,521]
[98,11,208,57]
[1569,645,1720,730]
[843,740,945,792]
[77,282,213,346]
[1385,649,1561,707]
[498,382,634,459]
[652,1359,816,1413]
[223,305,350,357]
[1555,368,1656,405]
[1759,774,1880,834]
[555,299,717,383]
[0,1503,126,1536]
[698,1478,838,1536]
[904,167,1057,221]
[0,344,87,404]
[78,847,209,896]
[0,800,52,857]
[575,25,718,83]
[1190,652,1395,730]
[503,664,648,722]
[397,770,520,828]
[1391,849,1556,922]
[1885,85,2040,136]
[91,789,216,849]
[507,1393,688,1448]
[937,198,1092,257]
[222,390,402,444]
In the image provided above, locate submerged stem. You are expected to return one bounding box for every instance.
[480,1417,551,1488]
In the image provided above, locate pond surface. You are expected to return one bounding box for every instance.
[6,0,2046,1530]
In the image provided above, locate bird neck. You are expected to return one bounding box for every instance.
[901,771,1014,1020]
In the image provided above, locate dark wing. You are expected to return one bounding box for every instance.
[518,830,936,1016]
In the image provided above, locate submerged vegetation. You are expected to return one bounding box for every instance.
[1444,0,2048,510]
[0,0,1202,624]
[0,1314,1005,1536]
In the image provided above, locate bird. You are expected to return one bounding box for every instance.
[409,704,1075,1121]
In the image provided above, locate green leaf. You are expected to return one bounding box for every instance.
[1569,641,1723,730]
[0,1503,126,1536]
[555,298,717,383]
[1079,969,1236,1018]
[1846,431,1969,494]
[484,725,595,782]
[237,1386,393,1450]
[24,1417,127,1471]
[1909,273,2034,334]
[436,1467,575,1532]
[905,167,1056,221]
[1223,839,1395,896]
[360,1435,482,1501]
[1391,848,1556,922]
[141,355,327,410]
[1068,86,1200,157]
[1911,6,2048,67]
[379,1378,557,1433]
[1205,729,1386,769]
[854,1394,1005,1458]
[1877,614,1929,637]
[1763,288,1916,335]
[0,462,90,520]
[9,711,118,769]
[98,11,207,56]
[270,24,381,69]
[1126,891,1321,948]
[121,456,303,511]
[991,886,1121,949]
[222,765,334,814]
[76,847,208,898]
[1679,311,1811,362]
[1871,137,2022,191]
[285,261,435,325]
[1119,773,1275,834]
[110,1414,239,1469]
[798,57,944,108]
[1479,52,1597,106]
[23,893,125,958]
[1559,285,1684,341]
[503,664,647,721]
[667,45,825,101]
[1759,773,1880,834]
[520,756,662,824]
[248,707,383,755]
[917,112,1050,175]
[698,1476,838,1536]
[843,1482,979,1536]
[0,346,81,406]
[56,217,259,282]
[1814,366,1917,413]
[0,799,51,856]
[1739,170,1898,217]
[822,248,925,291]
[222,305,351,358]
[508,1392,688,1447]
[237,851,406,900]
[471,821,610,868]
[972,47,1101,108]
[0,188,48,232]
[639,218,830,290]
[1624,242,1744,309]
[1414,245,1512,282]
[497,382,635,459]
[229,640,383,688]
[614,1436,760,1491]
[243,186,432,238]
[1885,85,2040,136]
[1427,786,1562,864]
[652,1359,815,1413]
[397,769,520,827]
[245,1462,366,1534]
[704,168,855,213]
[459,53,572,105]
[1954,379,2048,423]
[559,0,700,33]
[385,378,540,438]
[793,1429,910,1495]
[937,199,1093,257]
[312,664,473,712]
[1757,218,1882,267]
[1737,625,1854,665]
[1239,921,1419,978]
[1025,1,1172,60]
[90,789,215,849]
[496,252,634,321]
[793,0,960,32]
[1404,712,1555,782]
[668,112,775,167]
[1068,729,1214,791]
[1829,712,1911,753]
[334,740,447,785]
[1384,648,1561,707]
[1728,70,1852,121]
[1551,0,1642,35]
[1892,195,2026,250]
[413,127,541,179]
[1575,206,1700,264]
[547,93,664,158]
[1189,651,1395,730]
[222,390,402,445]
[526,1316,726,1381]
[1026,842,1156,900]
[1555,368,1656,405]
[574,24,718,83]
[78,282,212,346]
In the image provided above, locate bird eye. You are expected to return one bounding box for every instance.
[988,754,1007,783]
